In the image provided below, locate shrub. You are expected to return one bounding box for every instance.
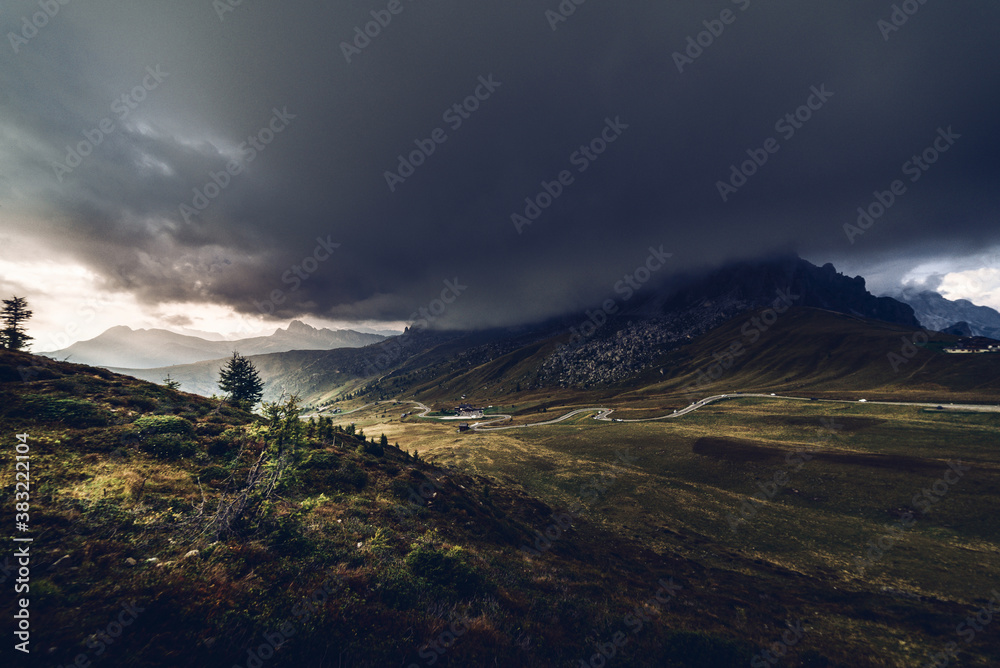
[333,462,367,491]
[132,415,195,437]
[301,452,340,470]
[374,563,422,610]
[138,433,196,460]
[300,454,366,492]
[126,395,158,412]
[195,422,227,437]
[404,545,482,597]
[356,439,384,457]
[13,395,113,427]
[207,437,233,457]
[52,377,79,392]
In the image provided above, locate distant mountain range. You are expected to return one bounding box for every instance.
[40,320,387,369]
[114,255,958,402]
[887,288,1000,338]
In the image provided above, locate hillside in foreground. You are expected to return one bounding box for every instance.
[0,349,836,667]
[4,348,1000,666]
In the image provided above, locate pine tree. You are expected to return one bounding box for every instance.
[163,373,181,390]
[217,351,264,410]
[1,296,33,351]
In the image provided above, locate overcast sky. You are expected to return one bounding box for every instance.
[2,0,999,349]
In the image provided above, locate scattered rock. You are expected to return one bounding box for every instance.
[146,557,159,564]
[183,550,199,560]
[125,557,137,566]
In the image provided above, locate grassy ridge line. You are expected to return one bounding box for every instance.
[1,348,863,667]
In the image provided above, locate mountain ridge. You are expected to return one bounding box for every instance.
[40,320,386,368]
[106,256,943,400]
[887,288,1000,338]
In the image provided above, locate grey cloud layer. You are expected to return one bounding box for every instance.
[1,0,998,328]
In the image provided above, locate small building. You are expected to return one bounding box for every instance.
[458,423,470,433]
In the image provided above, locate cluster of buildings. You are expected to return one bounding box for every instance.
[943,337,1000,354]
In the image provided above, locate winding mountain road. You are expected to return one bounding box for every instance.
[306,394,1000,431]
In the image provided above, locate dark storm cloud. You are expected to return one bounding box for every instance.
[1,0,998,328]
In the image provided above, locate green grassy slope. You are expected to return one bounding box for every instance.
[0,348,877,668]
[402,308,1000,410]
[635,307,1000,402]
[421,397,1000,667]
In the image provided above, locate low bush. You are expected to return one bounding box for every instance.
[13,395,113,428]
[132,415,195,437]
[137,433,197,460]
[405,545,483,598]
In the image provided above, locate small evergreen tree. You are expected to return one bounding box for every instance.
[1,296,33,351]
[163,373,181,390]
[319,417,333,441]
[217,351,264,411]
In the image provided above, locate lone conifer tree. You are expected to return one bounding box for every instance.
[218,352,264,410]
[1,296,33,351]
